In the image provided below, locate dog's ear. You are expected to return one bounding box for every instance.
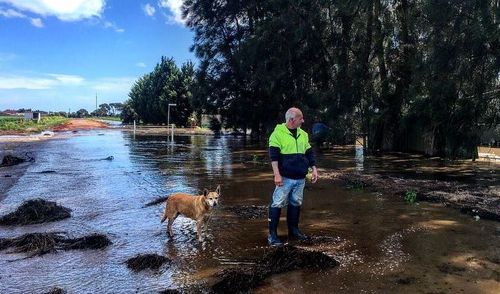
[203,188,209,197]
[216,185,221,196]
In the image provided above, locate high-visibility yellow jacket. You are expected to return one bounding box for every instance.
[269,123,315,179]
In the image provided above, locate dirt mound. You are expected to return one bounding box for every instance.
[51,119,108,132]
[0,232,111,257]
[126,253,171,271]
[0,199,71,226]
[212,245,338,293]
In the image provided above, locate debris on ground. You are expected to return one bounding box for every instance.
[0,232,111,257]
[0,199,71,226]
[44,287,66,294]
[1,153,34,166]
[225,205,268,219]
[59,234,112,250]
[0,232,58,256]
[158,290,181,294]
[144,196,168,207]
[321,170,500,221]
[211,245,338,293]
[126,253,171,271]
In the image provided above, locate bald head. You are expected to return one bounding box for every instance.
[285,107,304,129]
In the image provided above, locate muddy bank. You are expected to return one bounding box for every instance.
[322,169,500,221]
[224,205,268,219]
[123,126,213,136]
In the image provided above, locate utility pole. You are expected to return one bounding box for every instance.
[95,93,98,115]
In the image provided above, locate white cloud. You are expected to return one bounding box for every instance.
[0,7,25,18]
[48,74,84,85]
[0,73,134,111]
[91,77,136,92]
[0,75,55,89]
[0,0,105,21]
[0,7,45,27]
[143,3,155,17]
[104,21,124,33]
[30,17,43,27]
[158,0,184,25]
[0,73,85,89]
[136,62,146,68]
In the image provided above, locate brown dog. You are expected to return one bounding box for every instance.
[161,185,220,241]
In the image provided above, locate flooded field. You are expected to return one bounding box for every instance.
[0,130,499,293]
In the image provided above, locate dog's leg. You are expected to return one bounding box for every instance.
[167,213,179,238]
[196,218,205,241]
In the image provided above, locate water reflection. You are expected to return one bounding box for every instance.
[354,145,364,171]
[0,131,498,294]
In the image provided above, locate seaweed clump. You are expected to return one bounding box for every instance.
[1,155,28,166]
[44,287,66,294]
[212,245,339,293]
[0,199,71,226]
[0,232,111,257]
[126,253,171,272]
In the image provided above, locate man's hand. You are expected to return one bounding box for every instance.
[311,166,318,183]
[274,174,283,186]
[271,161,283,186]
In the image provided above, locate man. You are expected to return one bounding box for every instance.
[268,107,318,246]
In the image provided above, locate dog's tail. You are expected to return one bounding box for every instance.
[160,202,168,223]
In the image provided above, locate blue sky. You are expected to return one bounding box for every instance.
[0,0,195,112]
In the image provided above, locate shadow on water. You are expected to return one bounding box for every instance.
[0,130,498,293]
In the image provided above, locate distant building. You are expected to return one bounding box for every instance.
[24,112,41,123]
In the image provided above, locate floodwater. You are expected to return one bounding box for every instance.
[0,130,498,293]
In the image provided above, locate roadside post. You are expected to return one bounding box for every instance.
[167,103,177,141]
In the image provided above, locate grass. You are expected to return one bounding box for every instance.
[404,189,418,205]
[0,115,68,132]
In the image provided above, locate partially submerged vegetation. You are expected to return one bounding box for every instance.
[1,154,34,166]
[211,245,338,293]
[0,232,111,257]
[126,253,171,271]
[0,199,71,226]
[324,170,500,221]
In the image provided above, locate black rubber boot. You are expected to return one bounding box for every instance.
[287,205,308,241]
[268,207,283,246]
